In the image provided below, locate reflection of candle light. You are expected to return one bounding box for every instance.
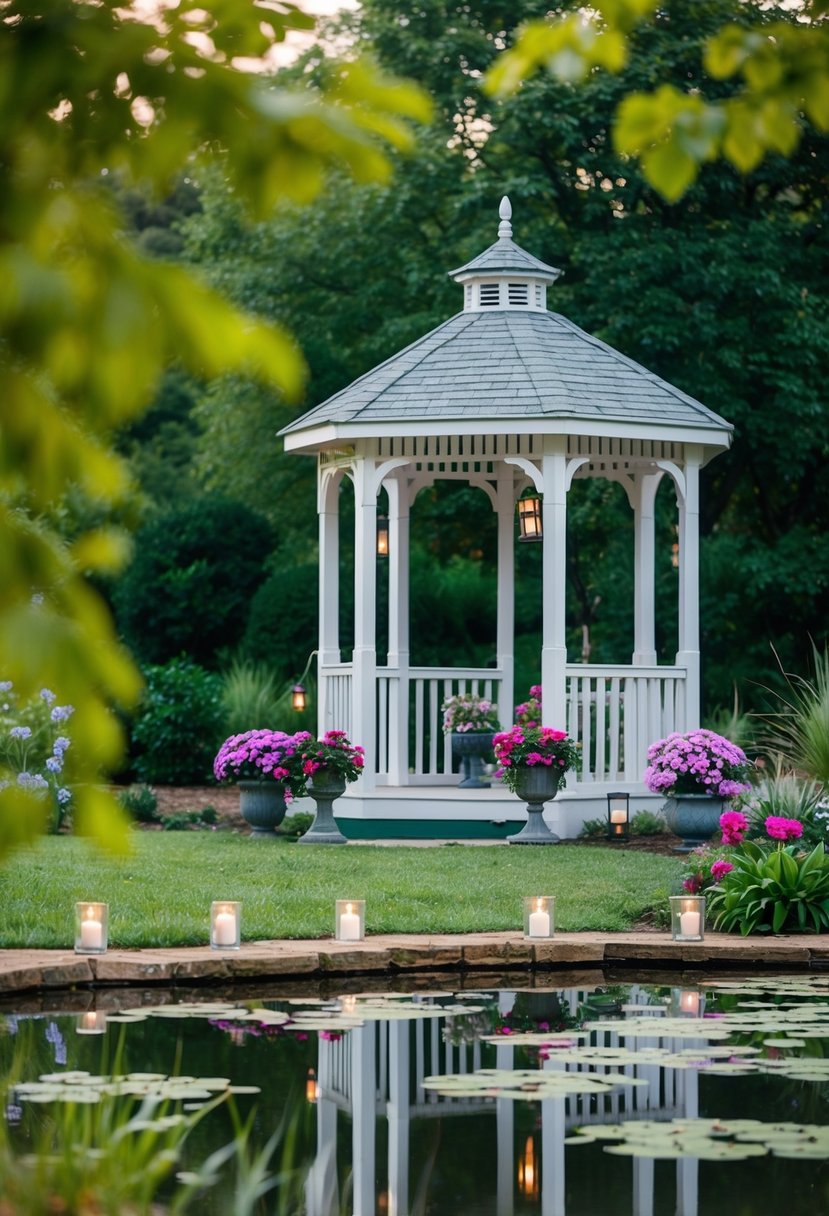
[338,903,361,941]
[517,1135,539,1198]
[305,1068,318,1104]
[340,994,357,1014]
[77,1011,107,1035]
[679,990,701,1016]
[528,898,550,938]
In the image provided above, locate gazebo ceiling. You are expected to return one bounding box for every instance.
[281,198,732,454]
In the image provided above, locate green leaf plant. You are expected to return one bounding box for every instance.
[707,839,829,935]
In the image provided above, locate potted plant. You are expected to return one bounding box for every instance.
[493,724,580,844]
[296,729,365,844]
[644,728,752,852]
[213,728,313,837]
[441,693,500,788]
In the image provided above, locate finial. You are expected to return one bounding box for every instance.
[498,196,512,239]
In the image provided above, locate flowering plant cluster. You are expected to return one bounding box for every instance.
[213,729,314,801]
[514,685,542,728]
[441,692,500,734]
[0,682,74,832]
[299,730,365,784]
[680,844,737,895]
[644,729,752,799]
[492,725,580,793]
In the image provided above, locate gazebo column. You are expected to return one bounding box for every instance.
[386,473,410,785]
[631,472,662,666]
[540,443,568,730]
[317,468,342,735]
[676,449,701,727]
[496,465,515,729]
[353,456,378,789]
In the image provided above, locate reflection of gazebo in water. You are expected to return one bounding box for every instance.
[281,199,733,839]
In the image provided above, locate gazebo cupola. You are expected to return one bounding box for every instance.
[281,198,734,840]
[451,197,561,313]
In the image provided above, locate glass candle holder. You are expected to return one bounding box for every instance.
[669,895,705,942]
[76,1010,108,1035]
[672,988,706,1018]
[74,902,108,954]
[335,899,365,942]
[210,901,241,950]
[523,895,555,939]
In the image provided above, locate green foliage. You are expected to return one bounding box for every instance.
[579,817,608,838]
[131,660,224,786]
[118,784,160,824]
[220,661,288,736]
[280,811,315,839]
[161,808,217,831]
[0,0,429,859]
[242,564,319,678]
[115,498,273,668]
[630,810,666,836]
[707,839,829,934]
[739,764,829,851]
[757,645,829,785]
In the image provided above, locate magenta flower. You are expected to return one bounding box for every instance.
[710,860,734,882]
[720,809,749,845]
[765,816,804,842]
[683,874,702,894]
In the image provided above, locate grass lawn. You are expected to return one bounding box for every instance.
[0,835,681,948]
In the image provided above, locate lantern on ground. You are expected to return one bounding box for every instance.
[606,791,630,840]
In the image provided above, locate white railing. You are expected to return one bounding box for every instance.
[566,664,686,784]
[319,660,686,786]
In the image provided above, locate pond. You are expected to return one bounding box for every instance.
[3,972,829,1215]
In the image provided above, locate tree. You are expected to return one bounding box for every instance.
[0,0,430,856]
[487,0,829,200]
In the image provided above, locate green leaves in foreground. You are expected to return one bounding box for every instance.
[706,840,829,935]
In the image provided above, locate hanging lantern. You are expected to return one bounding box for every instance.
[291,683,306,712]
[517,495,542,542]
[376,515,390,557]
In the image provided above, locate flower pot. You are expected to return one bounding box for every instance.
[238,779,287,837]
[507,766,564,845]
[298,768,348,845]
[663,793,724,853]
[451,731,495,788]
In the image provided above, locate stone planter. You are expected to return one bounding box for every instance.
[298,768,348,845]
[663,793,724,853]
[451,731,495,788]
[238,779,287,837]
[507,766,564,845]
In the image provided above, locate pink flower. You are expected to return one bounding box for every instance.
[710,860,734,882]
[765,816,803,842]
[720,809,748,845]
[683,874,702,893]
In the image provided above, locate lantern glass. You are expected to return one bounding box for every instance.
[672,988,706,1017]
[210,901,241,950]
[74,902,108,955]
[335,899,365,942]
[606,791,630,839]
[517,496,543,542]
[77,1011,108,1035]
[669,895,705,941]
[523,895,555,939]
[291,683,306,712]
[376,516,390,557]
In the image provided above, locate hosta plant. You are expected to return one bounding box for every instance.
[706,838,829,935]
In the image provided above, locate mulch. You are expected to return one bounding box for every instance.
[141,786,683,852]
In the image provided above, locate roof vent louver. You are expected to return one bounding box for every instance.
[508,283,529,306]
[479,283,500,307]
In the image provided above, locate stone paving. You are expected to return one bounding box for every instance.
[2,931,828,998]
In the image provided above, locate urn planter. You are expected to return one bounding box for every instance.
[299,768,349,845]
[663,793,724,853]
[451,731,495,788]
[507,767,564,845]
[238,780,287,837]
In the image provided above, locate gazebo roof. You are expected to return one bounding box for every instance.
[281,199,732,452]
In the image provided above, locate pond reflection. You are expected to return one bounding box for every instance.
[4,975,829,1216]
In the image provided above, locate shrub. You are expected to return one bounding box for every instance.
[758,643,829,785]
[220,660,286,735]
[579,817,607,838]
[242,562,318,677]
[114,497,274,667]
[706,839,829,935]
[737,763,828,850]
[118,784,160,823]
[131,659,224,785]
[629,810,666,836]
[280,811,314,838]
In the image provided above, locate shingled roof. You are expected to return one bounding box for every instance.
[281,198,732,448]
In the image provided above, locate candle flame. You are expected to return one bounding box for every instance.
[346,902,353,915]
[535,898,543,912]
[86,906,94,920]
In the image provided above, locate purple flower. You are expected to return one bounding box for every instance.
[39,689,56,705]
[50,705,74,724]
[10,726,31,740]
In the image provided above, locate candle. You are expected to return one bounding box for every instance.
[528,900,550,938]
[338,903,361,941]
[680,910,701,937]
[213,911,237,947]
[610,809,626,823]
[679,991,700,1015]
[80,908,103,950]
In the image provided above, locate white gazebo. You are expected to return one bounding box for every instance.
[281,198,732,839]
